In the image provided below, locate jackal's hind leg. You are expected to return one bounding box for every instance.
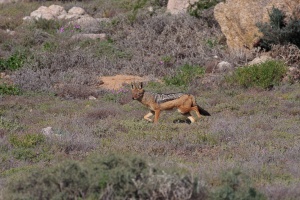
[182,112,196,124]
[144,111,154,122]
[191,106,201,118]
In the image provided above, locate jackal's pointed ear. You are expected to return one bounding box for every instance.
[139,82,143,89]
[131,82,135,89]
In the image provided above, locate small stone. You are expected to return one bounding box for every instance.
[88,96,97,100]
[41,127,54,136]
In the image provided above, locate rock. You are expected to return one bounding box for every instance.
[70,16,101,33]
[248,55,272,66]
[64,14,82,20]
[167,0,198,14]
[214,0,300,50]
[30,6,55,20]
[204,59,233,74]
[23,16,32,21]
[216,61,234,73]
[6,29,16,36]
[71,33,107,40]
[68,7,86,15]
[26,5,89,22]
[88,96,97,100]
[24,5,111,34]
[49,5,66,16]
[41,127,54,136]
[148,6,154,13]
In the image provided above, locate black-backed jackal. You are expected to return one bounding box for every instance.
[131,82,210,124]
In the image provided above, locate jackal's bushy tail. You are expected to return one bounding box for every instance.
[197,105,211,116]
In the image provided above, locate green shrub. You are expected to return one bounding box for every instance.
[0,53,26,71]
[0,117,23,133]
[256,7,300,49]
[95,40,132,60]
[226,60,287,89]
[127,0,149,23]
[12,148,39,161]
[8,133,48,162]
[0,84,21,95]
[164,64,205,87]
[5,161,90,200]
[212,169,265,200]
[4,154,207,199]
[9,133,45,148]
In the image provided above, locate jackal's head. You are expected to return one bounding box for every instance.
[131,82,144,100]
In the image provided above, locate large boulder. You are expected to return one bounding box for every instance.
[167,0,197,14]
[24,5,109,33]
[26,5,86,21]
[214,0,300,50]
[30,6,56,20]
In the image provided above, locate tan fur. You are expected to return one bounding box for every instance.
[131,82,203,123]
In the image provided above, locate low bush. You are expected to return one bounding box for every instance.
[102,87,129,103]
[0,84,21,95]
[164,64,205,87]
[54,84,98,99]
[4,154,207,199]
[8,133,49,162]
[0,53,26,71]
[0,117,23,133]
[5,161,89,200]
[226,60,287,89]
[9,133,45,148]
[212,169,265,200]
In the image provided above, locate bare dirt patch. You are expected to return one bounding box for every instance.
[99,75,159,90]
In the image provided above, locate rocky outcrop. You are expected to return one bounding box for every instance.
[167,0,197,14]
[214,0,300,50]
[25,5,68,21]
[23,5,108,33]
[247,55,272,66]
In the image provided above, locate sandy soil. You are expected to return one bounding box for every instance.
[99,75,158,90]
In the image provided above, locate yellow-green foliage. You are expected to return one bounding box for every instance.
[227,60,287,89]
[212,169,266,200]
[9,133,45,148]
[164,64,205,87]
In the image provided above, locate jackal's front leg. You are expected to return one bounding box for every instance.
[144,111,154,122]
[153,109,161,123]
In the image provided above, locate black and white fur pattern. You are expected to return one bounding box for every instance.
[151,92,185,104]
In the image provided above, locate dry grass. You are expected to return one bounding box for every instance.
[0,82,299,199]
[1,1,300,199]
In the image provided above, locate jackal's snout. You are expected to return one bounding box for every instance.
[131,91,143,100]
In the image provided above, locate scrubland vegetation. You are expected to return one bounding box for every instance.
[0,0,299,199]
